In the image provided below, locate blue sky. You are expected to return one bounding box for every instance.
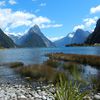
[0,0,100,41]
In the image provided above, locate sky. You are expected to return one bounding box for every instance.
[0,0,100,41]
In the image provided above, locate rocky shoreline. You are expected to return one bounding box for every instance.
[0,83,100,100]
[0,64,100,100]
[0,83,55,100]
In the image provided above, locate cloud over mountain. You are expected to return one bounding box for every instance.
[0,8,62,36]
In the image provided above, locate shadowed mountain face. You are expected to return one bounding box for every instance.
[86,19,100,44]
[54,29,90,47]
[0,29,15,48]
[71,29,90,44]
[15,25,55,47]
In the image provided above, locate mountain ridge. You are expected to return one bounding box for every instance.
[54,29,90,47]
[15,25,55,47]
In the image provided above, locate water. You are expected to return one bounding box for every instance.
[0,47,100,65]
[0,66,24,84]
[0,47,100,84]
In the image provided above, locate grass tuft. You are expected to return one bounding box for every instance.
[54,75,90,100]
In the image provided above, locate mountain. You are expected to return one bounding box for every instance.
[8,34,21,44]
[54,29,90,47]
[86,18,100,44]
[0,29,15,48]
[71,29,90,44]
[54,32,74,46]
[17,25,55,47]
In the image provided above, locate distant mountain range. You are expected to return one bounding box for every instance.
[0,18,100,48]
[86,18,100,44]
[0,29,15,48]
[54,29,90,47]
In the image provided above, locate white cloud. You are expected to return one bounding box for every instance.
[40,3,46,7]
[35,9,40,13]
[0,8,62,36]
[90,5,100,14]
[48,36,64,42]
[0,9,35,29]
[83,16,98,27]
[32,16,51,25]
[6,32,23,37]
[40,24,63,29]
[0,1,6,6]
[73,16,98,31]
[0,8,12,29]
[9,0,17,5]
[73,25,85,31]
[10,11,36,28]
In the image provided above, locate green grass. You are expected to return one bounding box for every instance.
[54,75,90,100]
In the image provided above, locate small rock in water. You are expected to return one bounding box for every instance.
[83,95,92,100]
[97,93,100,96]
[94,94,100,100]
[18,95,27,100]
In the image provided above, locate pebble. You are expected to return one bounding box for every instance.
[83,95,92,100]
[0,83,99,100]
[0,84,55,100]
[94,94,100,100]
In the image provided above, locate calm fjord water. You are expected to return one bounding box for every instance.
[0,47,100,65]
[0,47,100,84]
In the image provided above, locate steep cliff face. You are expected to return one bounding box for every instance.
[86,19,100,44]
[0,29,15,48]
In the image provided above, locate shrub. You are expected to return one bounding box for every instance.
[54,75,90,100]
[45,59,60,68]
[17,65,63,82]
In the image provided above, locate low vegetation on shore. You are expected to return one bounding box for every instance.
[6,62,64,83]
[47,53,100,67]
[17,65,61,82]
